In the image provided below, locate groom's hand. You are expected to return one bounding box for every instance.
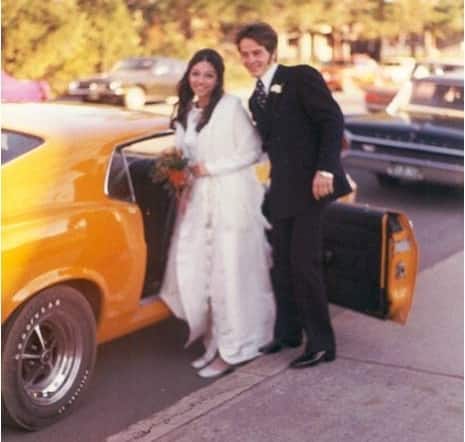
[312,170,334,200]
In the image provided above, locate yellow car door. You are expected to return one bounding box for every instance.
[323,203,418,324]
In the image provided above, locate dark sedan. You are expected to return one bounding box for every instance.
[364,60,463,113]
[343,73,464,187]
[67,56,186,109]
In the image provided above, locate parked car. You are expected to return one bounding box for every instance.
[67,56,187,109]
[2,71,51,102]
[320,59,350,91]
[411,59,464,79]
[344,73,464,187]
[321,54,379,92]
[364,59,464,113]
[364,57,416,112]
[2,102,418,430]
[364,84,400,113]
[378,57,416,85]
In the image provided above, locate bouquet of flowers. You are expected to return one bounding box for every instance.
[152,149,191,200]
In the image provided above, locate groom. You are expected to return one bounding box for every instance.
[236,22,352,368]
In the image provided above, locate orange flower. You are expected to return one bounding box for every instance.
[152,149,191,201]
[168,169,188,188]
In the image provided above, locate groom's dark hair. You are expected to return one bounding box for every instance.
[235,22,278,54]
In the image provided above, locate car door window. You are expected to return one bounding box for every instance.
[122,133,176,157]
[105,149,134,202]
[106,132,176,203]
[1,130,43,164]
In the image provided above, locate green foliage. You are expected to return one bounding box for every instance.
[2,0,141,94]
[2,0,463,94]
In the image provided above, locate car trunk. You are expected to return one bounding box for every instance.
[346,115,464,168]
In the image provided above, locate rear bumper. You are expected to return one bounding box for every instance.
[342,150,464,186]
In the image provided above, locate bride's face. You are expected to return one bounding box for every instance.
[189,61,218,103]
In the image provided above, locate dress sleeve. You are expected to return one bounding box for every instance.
[296,66,344,172]
[173,122,189,158]
[205,100,262,176]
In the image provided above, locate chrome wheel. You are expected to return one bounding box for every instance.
[19,314,83,405]
[2,285,96,430]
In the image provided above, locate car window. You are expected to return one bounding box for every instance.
[106,133,175,202]
[410,81,436,105]
[436,85,464,110]
[122,133,176,156]
[105,150,134,202]
[410,80,464,110]
[1,130,44,164]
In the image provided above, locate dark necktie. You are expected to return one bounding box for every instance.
[254,79,267,109]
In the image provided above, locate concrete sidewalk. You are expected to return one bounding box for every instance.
[108,252,464,442]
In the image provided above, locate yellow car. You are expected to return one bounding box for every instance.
[2,103,418,431]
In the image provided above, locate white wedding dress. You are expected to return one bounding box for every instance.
[160,96,275,365]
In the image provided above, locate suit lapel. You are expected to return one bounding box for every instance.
[265,65,286,115]
[249,66,287,140]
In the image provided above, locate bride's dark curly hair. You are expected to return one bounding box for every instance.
[171,48,224,132]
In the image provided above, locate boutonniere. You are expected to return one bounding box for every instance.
[270,83,283,94]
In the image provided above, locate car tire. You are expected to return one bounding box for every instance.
[2,285,97,431]
[124,86,146,110]
[376,173,400,187]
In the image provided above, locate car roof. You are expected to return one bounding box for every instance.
[416,59,464,67]
[414,72,464,85]
[2,102,171,144]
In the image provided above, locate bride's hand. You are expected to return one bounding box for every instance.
[190,162,209,177]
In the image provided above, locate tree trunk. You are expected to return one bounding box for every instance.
[332,30,343,60]
[298,32,312,63]
[372,37,382,61]
[409,33,417,58]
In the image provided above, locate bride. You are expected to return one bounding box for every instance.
[159,48,275,378]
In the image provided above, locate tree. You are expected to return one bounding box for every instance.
[2,0,142,93]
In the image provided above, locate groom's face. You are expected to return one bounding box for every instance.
[238,38,275,78]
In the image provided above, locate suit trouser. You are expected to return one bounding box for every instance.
[270,205,335,352]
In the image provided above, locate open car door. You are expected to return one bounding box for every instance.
[118,135,419,323]
[323,202,418,324]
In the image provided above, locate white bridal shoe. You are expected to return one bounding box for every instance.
[190,350,217,369]
[197,357,234,379]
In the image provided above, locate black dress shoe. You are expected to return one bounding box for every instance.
[289,349,336,369]
[259,338,302,354]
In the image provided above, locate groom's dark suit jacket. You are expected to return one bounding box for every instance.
[249,64,352,221]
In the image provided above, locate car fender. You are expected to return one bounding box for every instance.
[3,267,108,326]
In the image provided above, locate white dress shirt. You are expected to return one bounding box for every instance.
[259,63,278,94]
